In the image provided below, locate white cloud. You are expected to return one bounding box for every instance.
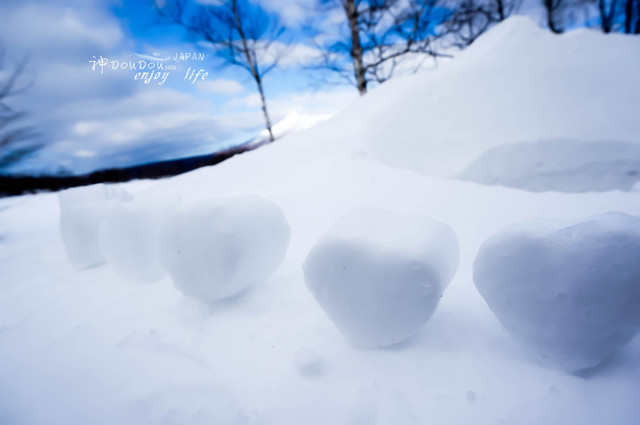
[198,78,245,95]
[73,149,97,158]
[0,2,123,62]
[254,42,323,69]
[259,0,317,27]
[224,93,263,109]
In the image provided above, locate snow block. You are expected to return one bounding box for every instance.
[303,207,459,348]
[158,196,291,301]
[59,184,132,269]
[473,212,640,372]
[99,197,177,283]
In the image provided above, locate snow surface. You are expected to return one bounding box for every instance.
[363,18,640,180]
[473,212,640,372]
[292,346,324,377]
[158,196,291,301]
[2,17,640,425]
[303,207,459,348]
[456,139,640,192]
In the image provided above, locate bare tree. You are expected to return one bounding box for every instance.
[489,0,520,21]
[542,0,567,33]
[492,0,508,20]
[620,0,640,33]
[156,0,284,142]
[598,0,619,32]
[443,0,494,47]
[316,0,450,95]
[0,48,39,171]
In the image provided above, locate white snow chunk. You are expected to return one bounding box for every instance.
[292,347,324,376]
[158,196,291,302]
[303,207,459,348]
[99,196,177,283]
[473,212,640,372]
[456,140,640,193]
[58,184,132,269]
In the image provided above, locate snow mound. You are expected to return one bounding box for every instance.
[362,17,640,181]
[303,207,459,348]
[473,212,640,372]
[456,139,640,192]
[58,184,132,269]
[158,196,291,302]
[99,196,177,283]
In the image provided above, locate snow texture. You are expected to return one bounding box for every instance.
[292,347,324,376]
[303,207,459,348]
[456,139,640,192]
[473,212,640,372]
[158,196,291,301]
[58,184,132,269]
[364,17,640,180]
[99,196,177,283]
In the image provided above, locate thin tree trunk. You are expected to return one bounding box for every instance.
[231,0,274,142]
[343,0,367,95]
[255,75,274,142]
[625,0,634,32]
[599,0,618,33]
[544,0,563,33]
[495,0,505,21]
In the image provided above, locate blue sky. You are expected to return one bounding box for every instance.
[0,0,357,175]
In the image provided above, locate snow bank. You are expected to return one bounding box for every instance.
[456,139,640,192]
[58,184,132,269]
[158,196,291,302]
[99,196,177,283]
[303,207,459,348]
[361,17,640,183]
[473,212,640,371]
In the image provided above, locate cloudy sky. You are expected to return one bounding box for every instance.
[0,0,357,174]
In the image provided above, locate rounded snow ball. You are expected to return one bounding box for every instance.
[473,212,640,372]
[158,196,291,302]
[303,207,460,348]
[99,197,176,283]
[59,184,132,269]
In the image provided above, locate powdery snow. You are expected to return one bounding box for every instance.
[473,212,640,372]
[303,207,459,348]
[292,347,324,377]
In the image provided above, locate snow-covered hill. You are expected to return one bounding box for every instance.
[363,17,640,183]
[1,17,639,425]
